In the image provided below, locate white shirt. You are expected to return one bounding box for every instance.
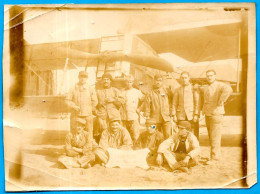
[122,88,143,120]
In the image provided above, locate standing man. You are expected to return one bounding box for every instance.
[172,71,200,139]
[66,71,98,137]
[121,75,144,145]
[144,74,172,139]
[95,73,125,141]
[203,69,232,163]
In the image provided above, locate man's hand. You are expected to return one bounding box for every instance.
[72,147,83,153]
[156,153,163,166]
[73,106,80,112]
[193,115,198,123]
[105,97,114,103]
[181,156,191,167]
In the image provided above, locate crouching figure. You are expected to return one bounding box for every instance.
[94,119,133,165]
[156,121,200,173]
[58,117,98,168]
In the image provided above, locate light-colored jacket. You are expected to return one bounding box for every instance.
[203,81,232,116]
[66,83,98,116]
[172,84,199,120]
[157,132,200,159]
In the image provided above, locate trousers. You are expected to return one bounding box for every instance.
[205,115,223,160]
[122,120,140,144]
[156,121,172,140]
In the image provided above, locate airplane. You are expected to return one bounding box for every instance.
[21,18,244,116]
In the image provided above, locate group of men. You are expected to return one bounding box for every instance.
[58,69,232,172]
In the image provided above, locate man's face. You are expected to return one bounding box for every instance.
[103,78,111,88]
[178,128,189,139]
[110,121,120,133]
[126,79,134,89]
[75,124,84,134]
[206,71,216,84]
[79,76,87,85]
[181,74,190,86]
[154,78,163,88]
[146,124,156,134]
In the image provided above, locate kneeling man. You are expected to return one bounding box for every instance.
[136,119,164,164]
[156,121,200,172]
[95,119,133,164]
[58,118,97,168]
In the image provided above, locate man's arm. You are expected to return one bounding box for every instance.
[171,89,179,119]
[143,92,151,118]
[120,128,133,150]
[186,134,200,159]
[65,87,80,112]
[65,133,79,157]
[193,85,200,119]
[218,82,233,106]
[98,130,109,150]
[157,137,175,154]
[112,88,125,108]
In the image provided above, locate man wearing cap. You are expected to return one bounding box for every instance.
[203,69,232,164]
[94,119,133,164]
[144,74,172,139]
[156,121,200,172]
[95,73,125,141]
[66,71,98,136]
[136,119,164,164]
[121,75,144,145]
[172,71,200,139]
[58,117,98,168]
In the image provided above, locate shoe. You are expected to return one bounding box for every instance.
[178,167,189,173]
[170,163,181,171]
[206,159,218,165]
[81,162,92,169]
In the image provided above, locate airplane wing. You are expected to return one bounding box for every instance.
[137,19,242,63]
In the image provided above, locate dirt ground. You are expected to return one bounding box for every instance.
[4,126,246,191]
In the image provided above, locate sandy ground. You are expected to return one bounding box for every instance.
[4,126,245,191]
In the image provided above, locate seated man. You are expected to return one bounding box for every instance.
[136,119,164,164]
[156,121,200,172]
[58,118,97,169]
[95,119,133,164]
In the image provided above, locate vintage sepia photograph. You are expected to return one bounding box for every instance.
[2,3,256,191]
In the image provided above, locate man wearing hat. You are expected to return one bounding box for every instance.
[156,121,200,172]
[135,118,164,164]
[95,73,125,142]
[144,74,172,139]
[66,71,98,137]
[94,119,133,164]
[58,117,98,168]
